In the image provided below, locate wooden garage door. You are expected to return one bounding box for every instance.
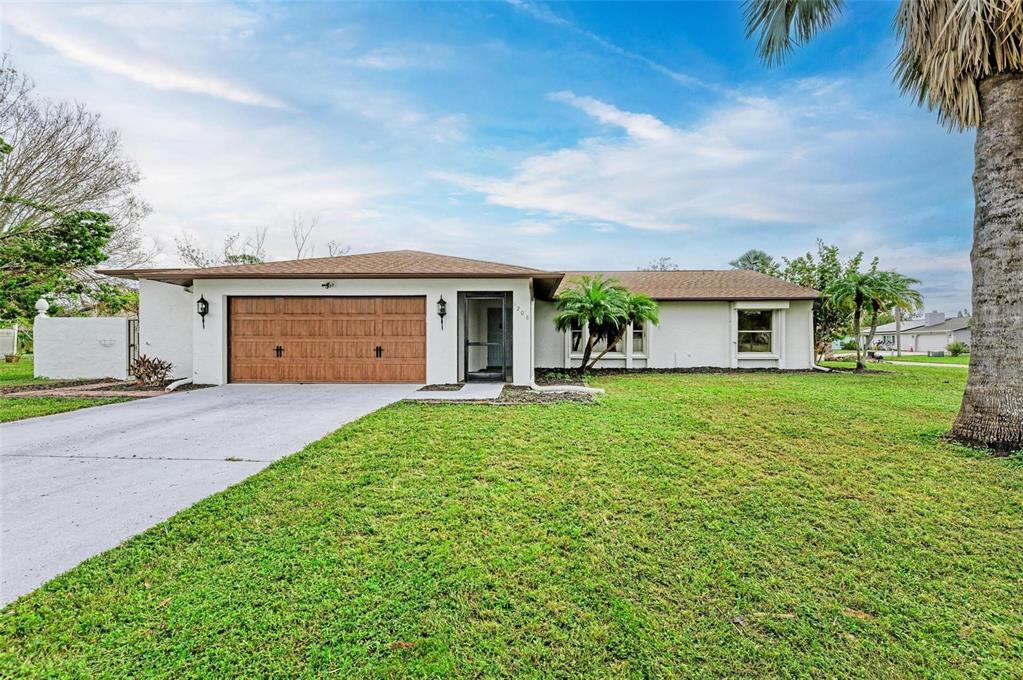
[229,296,426,383]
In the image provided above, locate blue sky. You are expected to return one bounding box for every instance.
[1,1,974,311]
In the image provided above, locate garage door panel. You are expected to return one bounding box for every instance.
[381,319,426,336]
[233,297,278,314]
[380,297,425,315]
[333,319,377,336]
[230,296,425,383]
[329,341,375,358]
[232,319,276,337]
[381,341,426,359]
[330,298,377,314]
[279,319,330,337]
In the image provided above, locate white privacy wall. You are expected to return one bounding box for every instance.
[189,277,534,386]
[138,279,193,379]
[33,317,128,380]
[532,299,815,370]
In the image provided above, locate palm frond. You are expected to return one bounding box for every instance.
[743,0,846,65]
[894,0,1023,129]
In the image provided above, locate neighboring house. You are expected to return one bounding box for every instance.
[96,250,819,386]
[862,311,972,352]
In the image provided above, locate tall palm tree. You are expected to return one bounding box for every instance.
[553,275,629,371]
[745,0,1023,449]
[729,248,780,276]
[586,291,661,367]
[825,270,888,371]
[860,271,924,351]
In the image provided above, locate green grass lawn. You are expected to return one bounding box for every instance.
[2,366,1021,677]
[887,354,970,365]
[0,356,127,422]
[0,355,45,387]
[0,395,127,422]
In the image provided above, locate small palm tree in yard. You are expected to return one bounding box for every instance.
[587,291,660,366]
[554,276,659,371]
[554,276,627,371]
[826,269,922,372]
[743,0,1022,447]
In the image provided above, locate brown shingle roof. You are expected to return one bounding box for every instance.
[100,250,819,301]
[557,270,819,301]
[99,250,560,284]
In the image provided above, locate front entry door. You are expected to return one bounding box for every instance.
[229,296,426,382]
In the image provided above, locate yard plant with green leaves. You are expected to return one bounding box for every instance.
[1,365,1020,677]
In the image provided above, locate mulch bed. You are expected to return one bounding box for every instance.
[496,386,595,404]
[0,379,115,395]
[6,380,214,399]
[533,369,587,386]
[418,384,464,392]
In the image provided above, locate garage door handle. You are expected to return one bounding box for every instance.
[274,345,284,358]
[374,345,383,358]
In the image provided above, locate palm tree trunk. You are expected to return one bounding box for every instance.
[579,334,596,374]
[586,327,627,369]
[853,304,865,372]
[950,74,1023,451]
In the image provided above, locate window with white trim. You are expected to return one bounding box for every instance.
[569,319,584,354]
[737,310,773,353]
[632,322,645,355]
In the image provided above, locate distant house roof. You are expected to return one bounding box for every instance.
[862,316,971,335]
[914,316,972,334]
[99,250,820,302]
[557,270,819,301]
[870,319,927,334]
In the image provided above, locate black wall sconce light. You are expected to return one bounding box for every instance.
[196,295,209,328]
[437,295,448,329]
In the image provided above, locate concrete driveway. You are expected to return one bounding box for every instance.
[0,383,417,605]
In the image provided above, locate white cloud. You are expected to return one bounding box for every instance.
[1,5,287,109]
[442,85,933,232]
[505,0,710,90]
[353,45,449,70]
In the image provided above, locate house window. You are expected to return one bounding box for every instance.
[737,310,773,353]
[570,319,584,353]
[592,334,622,354]
[632,323,645,354]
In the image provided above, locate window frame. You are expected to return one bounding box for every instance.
[568,322,644,360]
[736,309,776,356]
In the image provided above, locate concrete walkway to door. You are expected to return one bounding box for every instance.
[0,383,416,605]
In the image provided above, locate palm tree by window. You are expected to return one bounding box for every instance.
[553,275,629,371]
[744,0,1023,449]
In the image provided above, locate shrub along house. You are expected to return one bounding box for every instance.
[96,250,819,385]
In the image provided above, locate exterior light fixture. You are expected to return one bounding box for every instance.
[321,281,335,289]
[437,295,448,329]
[196,295,209,328]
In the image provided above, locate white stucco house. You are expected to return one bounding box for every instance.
[94,250,820,386]
[862,311,972,353]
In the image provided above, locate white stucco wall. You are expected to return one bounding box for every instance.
[33,317,129,380]
[0,328,16,356]
[189,277,534,386]
[533,299,814,370]
[139,279,193,379]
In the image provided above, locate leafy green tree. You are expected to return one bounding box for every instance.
[553,275,629,371]
[0,210,117,322]
[780,241,863,361]
[742,0,1023,451]
[729,249,780,276]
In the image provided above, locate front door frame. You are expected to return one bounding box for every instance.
[461,291,512,382]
